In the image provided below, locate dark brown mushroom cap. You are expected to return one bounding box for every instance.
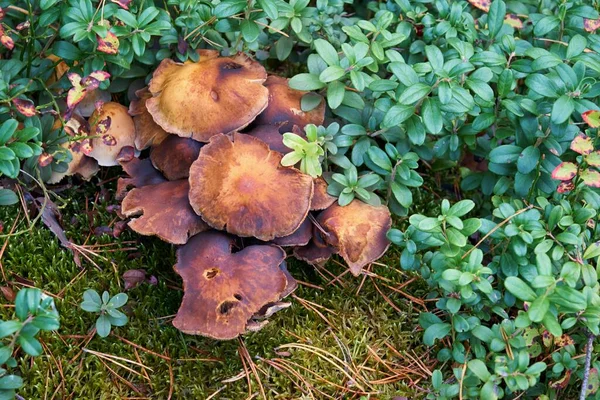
[310,177,336,210]
[188,133,314,241]
[150,135,203,180]
[121,179,208,244]
[293,238,336,265]
[254,75,325,132]
[317,200,392,276]
[116,158,167,200]
[146,53,268,142]
[129,87,170,151]
[172,231,287,340]
[245,124,289,154]
[272,218,313,247]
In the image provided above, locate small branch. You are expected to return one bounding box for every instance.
[580,332,596,400]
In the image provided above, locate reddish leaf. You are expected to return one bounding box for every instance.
[585,18,600,32]
[467,0,490,11]
[80,138,93,156]
[123,269,146,290]
[552,162,578,181]
[110,0,132,9]
[551,370,571,390]
[581,169,600,188]
[557,181,575,193]
[38,153,53,167]
[0,34,14,51]
[570,134,594,155]
[97,31,120,55]
[12,98,36,117]
[504,14,523,29]
[95,116,112,135]
[582,110,600,128]
[0,7,5,20]
[587,151,600,167]
[16,21,30,31]
[66,73,86,110]
[88,71,110,82]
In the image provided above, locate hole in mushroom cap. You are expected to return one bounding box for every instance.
[234,293,243,301]
[219,301,237,315]
[204,268,219,279]
[221,62,242,70]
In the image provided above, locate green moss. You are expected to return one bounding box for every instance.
[0,181,427,399]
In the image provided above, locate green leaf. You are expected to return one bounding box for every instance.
[0,120,18,146]
[0,375,23,390]
[0,189,18,206]
[534,15,560,37]
[566,35,587,59]
[257,0,278,20]
[480,379,499,400]
[391,182,412,208]
[214,0,247,18]
[300,93,322,112]
[382,104,414,128]
[32,315,60,331]
[505,276,537,301]
[517,145,540,174]
[468,359,491,381]
[53,41,83,61]
[398,83,430,105]
[289,74,325,91]
[240,20,260,43]
[423,323,451,346]
[115,9,138,27]
[0,321,22,339]
[448,200,475,217]
[108,293,128,308]
[425,45,444,71]
[319,66,345,83]
[326,81,345,110]
[497,69,513,97]
[0,346,11,365]
[487,0,506,38]
[275,37,293,61]
[584,241,600,259]
[313,39,339,66]
[18,335,42,356]
[489,145,522,164]
[422,98,442,134]
[8,142,33,159]
[418,217,441,232]
[525,74,558,98]
[96,315,111,338]
[551,95,574,124]
[367,147,392,171]
[466,79,494,102]
[528,295,549,322]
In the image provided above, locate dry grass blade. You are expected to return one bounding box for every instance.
[238,337,266,399]
[83,348,153,382]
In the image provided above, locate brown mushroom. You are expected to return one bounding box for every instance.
[316,200,392,276]
[172,231,288,339]
[116,157,167,200]
[121,179,208,244]
[293,238,336,265]
[128,87,170,150]
[88,102,138,166]
[310,177,336,210]
[254,75,325,132]
[245,124,289,154]
[146,53,268,142]
[150,135,202,180]
[188,133,314,241]
[272,218,313,247]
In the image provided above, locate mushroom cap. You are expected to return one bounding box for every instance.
[146,53,268,142]
[272,218,313,247]
[128,87,170,150]
[172,231,288,340]
[150,135,202,180]
[310,177,336,210]
[254,75,325,132]
[77,89,111,118]
[317,200,392,276]
[121,179,208,244]
[116,157,167,200]
[293,238,336,265]
[188,133,314,241]
[245,124,290,154]
[88,102,138,166]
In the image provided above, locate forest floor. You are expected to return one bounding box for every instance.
[0,173,440,399]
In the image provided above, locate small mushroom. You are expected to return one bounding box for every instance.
[150,135,203,180]
[293,238,336,265]
[272,218,313,247]
[254,75,325,132]
[310,177,336,211]
[146,53,268,142]
[48,142,99,184]
[88,102,138,166]
[172,231,288,340]
[121,179,208,244]
[128,87,170,150]
[316,200,392,276]
[116,157,167,200]
[188,133,314,241]
[77,89,111,117]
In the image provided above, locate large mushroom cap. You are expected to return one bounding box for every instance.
[254,75,325,132]
[150,135,202,180]
[146,53,268,142]
[188,133,314,241]
[129,87,170,150]
[317,200,392,276]
[121,179,208,244]
[88,102,137,166]
[172,231,288,340]
[116,157,167,200]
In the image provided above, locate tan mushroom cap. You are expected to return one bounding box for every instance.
[88,102,138,166]
[150,135,202,180]
[129,87,169,150]
[317,200,392,276]
[146,53,268,142]
[172,231,288,340]
[121,179,208,244]
[254,75,325,132]
[311,177,336,210]
[48,142,99,184]
[116,157,167,200]
[189,133,314,241]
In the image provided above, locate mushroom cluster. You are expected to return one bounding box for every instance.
[64,51,393,340]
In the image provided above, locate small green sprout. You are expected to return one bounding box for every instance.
[80,290,128,338]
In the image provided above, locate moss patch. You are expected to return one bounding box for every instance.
[0,180,430,399]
